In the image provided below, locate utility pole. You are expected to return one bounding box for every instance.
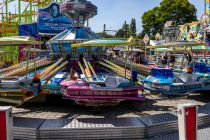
[87,19,89,27]
[18,0,21,23]
[103,24,106,37]
[205,0,207,14]
[5,0,8,21]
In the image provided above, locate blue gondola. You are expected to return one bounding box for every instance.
[142,67,208,95]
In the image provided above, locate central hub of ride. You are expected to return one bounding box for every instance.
[60,0,97,27]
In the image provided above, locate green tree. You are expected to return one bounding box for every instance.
[141,0,197,38]
[115,28,125,38]
[97,32,114,38]
[115,21,130,38]
[130,18,137,37]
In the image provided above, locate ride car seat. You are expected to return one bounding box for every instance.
[104,76,130,88]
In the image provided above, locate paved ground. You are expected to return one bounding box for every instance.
[4,93,209,119]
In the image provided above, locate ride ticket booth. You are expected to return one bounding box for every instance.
[0,106,13,140]
[178,103,198,140]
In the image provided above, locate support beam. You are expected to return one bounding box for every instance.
[18,0,21,23]
[5,0,8,21]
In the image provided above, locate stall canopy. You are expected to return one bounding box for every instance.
[146,41,204,49]
[190,46,210,51]
[121,48,145,52]
[0,36,43,46]
[47,27,100,54]
[155,48,180,52]
[72,38,139,48]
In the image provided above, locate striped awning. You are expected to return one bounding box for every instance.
[48,27,100,44]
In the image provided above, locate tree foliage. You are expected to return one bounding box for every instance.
[141,0,197,38]
[130,18,137,37]
[115,21,130,38]
[115,19,137,38]
[97,32,114,38]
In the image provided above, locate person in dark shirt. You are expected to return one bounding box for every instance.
[79,54,84,64]
[139,53,144,64]
[161,52,168,65]
[169,52,175,66]
[185,51,192,66]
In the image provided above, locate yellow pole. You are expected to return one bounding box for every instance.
[78,61,86,77]
[83,58,92,78]
[85,69,92,81]
[88,61,97,77]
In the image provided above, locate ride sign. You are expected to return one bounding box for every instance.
[38,3,73,35]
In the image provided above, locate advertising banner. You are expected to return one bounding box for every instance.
[38,3,72,35]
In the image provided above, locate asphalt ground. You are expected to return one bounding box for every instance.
[2,93,209,119]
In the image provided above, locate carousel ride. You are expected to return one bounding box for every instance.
[0,0,145,106]
[58,39,145,106]
[3,0,209,105]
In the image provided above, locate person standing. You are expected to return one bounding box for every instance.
[185,51,192,66]
[161,52,168,65]
[169,52,175,66]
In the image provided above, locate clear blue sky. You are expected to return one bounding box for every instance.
[89,0,204,33]
[5,0,204,33]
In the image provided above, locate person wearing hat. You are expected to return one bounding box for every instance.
[30,74,42,95]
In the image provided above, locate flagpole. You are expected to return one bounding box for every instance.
[205,0,206,13]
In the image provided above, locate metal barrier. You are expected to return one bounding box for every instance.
[12,103,210,140]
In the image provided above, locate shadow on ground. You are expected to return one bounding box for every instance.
[1,93,209,119]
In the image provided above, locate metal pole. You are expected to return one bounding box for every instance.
[25,47,30,88]
[33,45,36,74]
[125,46,129,78]
[18,0,21,23]
[103,24,106,37]
[30,1,32,23]
[190,45,196,74]
[87,19,89,27]
[205,0,207,14]
[144,43,147,65]
[156,51,158,64]
[58,41,63,56]
[204,28,206,60]
[144,43,147,56]
[5,0,8,21]
[130,45,133,85]
[181,46,187,71]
